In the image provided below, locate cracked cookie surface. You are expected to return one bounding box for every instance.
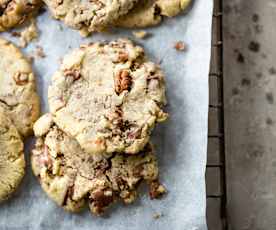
[0,38,40,137]
[114,0,192,28]
[43,0,137,35]
[0,108,25,202]
[31,114,165,215]
[0,0,42,31]
[48,39,168,155]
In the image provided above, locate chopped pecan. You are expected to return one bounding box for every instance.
[13,72,29,85]
[149,180,166,199]
[174,41,185,51]
[114,69,132,94]
[64,68,81,81]
[90,189,114,214]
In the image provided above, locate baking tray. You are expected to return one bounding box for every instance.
[206,0,227,229]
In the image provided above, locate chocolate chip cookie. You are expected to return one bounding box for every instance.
[43,0,137,35]
[48,39,168,155]
[0,108,25,202]
[0,0,42,31]
[0,37,40,137]
[31,114,165,215]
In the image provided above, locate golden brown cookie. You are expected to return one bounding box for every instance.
[0,37,40,137]
[48,39,168,155]
[43,0,138,35]
[0,108,25,202]
[0,0,42,32]
[31,114,165,215]
[114,0,192,28]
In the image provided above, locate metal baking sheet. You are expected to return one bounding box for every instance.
[0,0,213,229]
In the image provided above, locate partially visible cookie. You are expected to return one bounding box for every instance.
[43,0,137,35]
[0,0,42,32]
[114,0,192,28]
[31,114,165,215]
[48,39,168,155]
[0,108,25,202]
[0,37,40,137]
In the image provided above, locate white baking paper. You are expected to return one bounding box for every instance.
[0,0,213,229]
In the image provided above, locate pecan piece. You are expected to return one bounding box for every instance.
[90,189,114,215]
[114,69,132,95]
[174,41,185,51]
[149,180,166,199]
[13,72,29,85]
[64,69,81,81]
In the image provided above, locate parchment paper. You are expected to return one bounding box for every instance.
[0,0,213,229]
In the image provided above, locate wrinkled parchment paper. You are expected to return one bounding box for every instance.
[0,0,213,229]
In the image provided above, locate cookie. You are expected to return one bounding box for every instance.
[0,108,25,202]
[43,0,137,35]
[0,0,42,32]
[31,114,165,215]
[48,39,168,155]
[114,0,192,28]
[0,38,40,137]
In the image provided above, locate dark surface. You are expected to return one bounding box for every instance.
[223,0,276,229]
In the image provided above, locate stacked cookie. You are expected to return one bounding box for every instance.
[31,39,168,215]
[0,38,40,202]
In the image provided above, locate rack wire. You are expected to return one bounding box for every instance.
[206,0,227,229]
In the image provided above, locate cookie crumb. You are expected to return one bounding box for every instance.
[149,181,166,199]
[132,30,149,39]
[174,41,185,51]
[153,213,163,219]
[11,31,21,37]
[35,46,46,58]
[19,20,39,48]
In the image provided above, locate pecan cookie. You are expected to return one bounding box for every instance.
[43,0,137,35]
[0,108,25,202]
[114,0,192,28]
[0,38,40,137]
[0,0,42,31]
[31,114,165,215]
[48,39,168,155]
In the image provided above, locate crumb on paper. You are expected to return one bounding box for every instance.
[132,30,149,39]
[11,31,21,37]
[19,20,39,48]
[153,213,163,219]
[35,46,46,58]
[174,41,186,51]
